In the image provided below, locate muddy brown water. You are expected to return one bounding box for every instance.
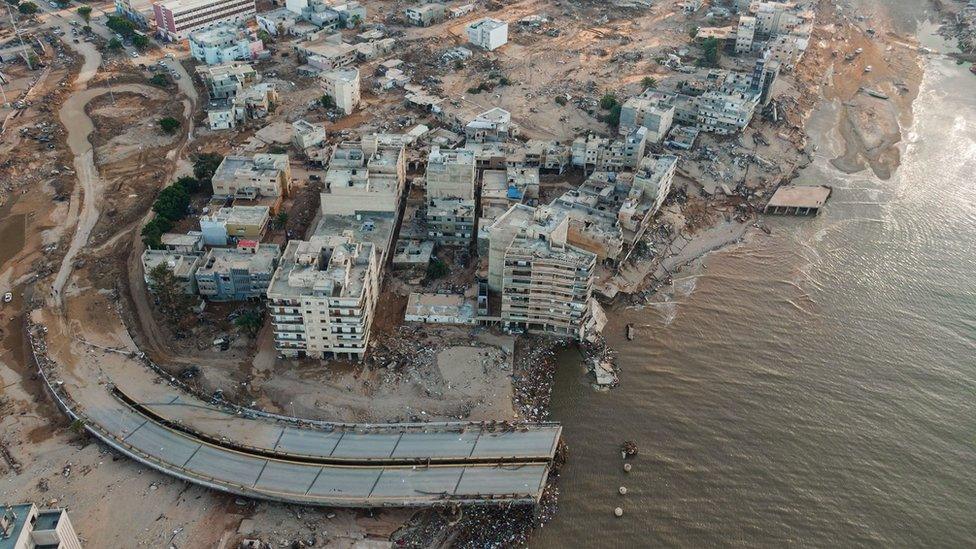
[533,19,976,549]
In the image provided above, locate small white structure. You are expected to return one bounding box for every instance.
[404,293,477,325]
[466,18,507,51]
[321,67,361,115]
[188,25,263,65]
[292,119,327,149]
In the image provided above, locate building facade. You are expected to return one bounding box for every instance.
[211,153,291,199]
[188,25,263,64]
[153,0,256,41]
[466,18,508,51]
[195,241,281,301]
[0,503,82,549]
[320,68,360,115]
[267,236,380,360]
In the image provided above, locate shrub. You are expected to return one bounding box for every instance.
[158,116,180,134]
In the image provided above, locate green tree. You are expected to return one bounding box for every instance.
[688,26,699,39]
[257,29,271,44]
[132,34,149,49]
[147,263,196,329]
[107,37,123,50]
[641,76,657,89]
[106,15,136,37]
[77,5,91,21]
[4,0,19,6]
[158,116,180,134]
[149,73,169,87]
[426,258,449,279]
[606,103,622,127]
[141,217,172,248]
[700,37,721,67]
[152,184,190,220]
[193,153,223,192]
[319,94,335,109]
[17,2,37,14]
[600,93,618,110]
[554,95,567,106]
[234,309,264,338]
[273,212,288,229]
[174,175,200,193]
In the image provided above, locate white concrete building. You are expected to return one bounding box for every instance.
[466,18,507,51]
[188,25,263,64]
[292,119,327,150]
[142,249,202,294]
[320,67,361,115]
[736,15,756,54]
[404,293,477,324]
[321,140,406,216]
[0,503,82,549]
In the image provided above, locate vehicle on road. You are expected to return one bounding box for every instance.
[130,51,138,58]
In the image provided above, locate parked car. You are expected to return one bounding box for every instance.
[3,292,13,303]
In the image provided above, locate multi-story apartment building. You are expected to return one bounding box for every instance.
[425,147,475,199]
[211,153,291,199]
[195,241,280,301]
[196,61,259,99]
[487,204,597,339]
[321,140,405,216]
[320,68,360,115]
[153,0,256,41]
[466,18,508,51]
[427,197,476,247]
[425,147,476,246]
[0,503,82,549]
[571,127,648,172]
[619,91,675,141]
[199,204,270,245]
[267,235,380,360]
[736,15,757,54]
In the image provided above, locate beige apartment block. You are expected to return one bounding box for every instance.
[211,153,291,199]
[267,235,380,360]
[487,204,597,339]
[321,140,406,216]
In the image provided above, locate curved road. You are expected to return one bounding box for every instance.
[29,321,558,506]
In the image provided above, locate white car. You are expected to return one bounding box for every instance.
[130,51,139,58]
[3,292,12,303]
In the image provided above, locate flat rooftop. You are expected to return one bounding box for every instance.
[197,244,280,276]
[766,185,832,209]
[406,293,476,321]
[142,250,200,278]
[268,236,374,300]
